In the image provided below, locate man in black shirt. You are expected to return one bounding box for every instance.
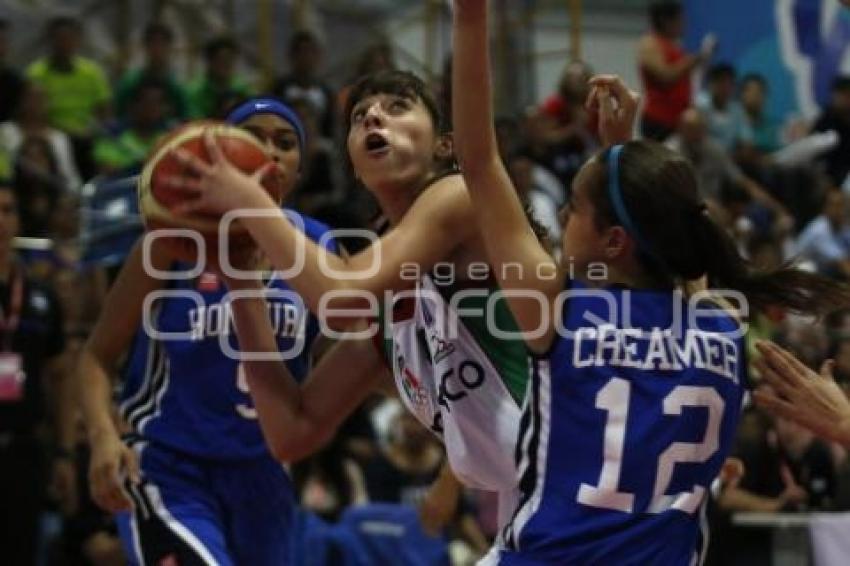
[0,179,72,565]
[813,76,850,187]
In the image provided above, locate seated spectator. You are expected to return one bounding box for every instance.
[0,80,81,191]
[736,74,783,166]
[538,60,599,150]
[666,108,791,225]
[812,75,850,188]
[270,30,336,139]
[187,36,253,119]
[696,62,748,151]
[114,22,188,122]
[93,79,171,174]
[26,16,111,181]
[0,19,24,123]
[14,135,67,236]
[795,189,850,279]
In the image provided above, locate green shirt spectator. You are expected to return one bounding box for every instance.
[26,56,111,137]
[114,22,188,121]
[93,78,170,174]
[116,69,188,121]
[187,36,253,118]
[26,17,111,138]
[93,130,162,172]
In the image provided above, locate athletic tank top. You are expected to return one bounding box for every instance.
[641,34,692,129]
[120,210,337,460]
[501,281,745,565]
[376,275,530,493]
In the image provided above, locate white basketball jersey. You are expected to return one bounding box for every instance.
[381,276,529,494]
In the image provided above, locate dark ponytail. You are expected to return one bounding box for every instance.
[591,140,850,318]
[692,209,850,316]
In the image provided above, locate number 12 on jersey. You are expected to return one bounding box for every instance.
[577,377,724,515]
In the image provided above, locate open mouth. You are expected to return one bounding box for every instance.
[365,132,389,155]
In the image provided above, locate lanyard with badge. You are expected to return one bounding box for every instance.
[0,269,25,402]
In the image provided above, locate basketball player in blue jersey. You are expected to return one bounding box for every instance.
[450,1,850,563]
[77,98,337,565]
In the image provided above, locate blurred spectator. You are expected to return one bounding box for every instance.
[637,0,713,141]
[338,41,397,114]
[187,36,253,119]
[795,189,850,279]
[26,16,111,181]
[666,108,791,226]
[812,76,850,187]
[517,108,584,196]
[0,181,73,566]
[737,74,783,164]
[0,19,24,124]
[14,135,68,237]
[364,409,444,507]
[710,410,835,565]
[538,60,598,148]
[93,78,171,173]
[114,21,188,122]
[506,151,561,247]
[0,80,81,191]
[287,98,346,216]
[696,63,748,151]
[270,30,336,139]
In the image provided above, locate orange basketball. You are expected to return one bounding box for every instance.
[138,121,283,263]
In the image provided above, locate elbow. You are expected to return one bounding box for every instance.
[269,427,334,464]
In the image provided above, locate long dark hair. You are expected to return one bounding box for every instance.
[589,140,850,317]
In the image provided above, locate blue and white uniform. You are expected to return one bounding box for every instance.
[500,281,745,565]
[116,210,336,566]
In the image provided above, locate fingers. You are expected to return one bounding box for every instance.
[161,175,204,194]
[752,387,799,421]
[585,85,599,111]
[251,161,279,183]
[752,357,795,400]
[123,446,142,486]
[754,341,807,390]
[171,147,212,176]
[90,461,133,513]
[204,129,227,164]
[820,359,836,382]
[589,75,640,112]
[171,199,206,217]
[598,87,615,124]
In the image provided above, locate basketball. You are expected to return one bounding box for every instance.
[137,121,283,262]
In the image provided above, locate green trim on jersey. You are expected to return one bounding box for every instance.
[378,285,530,405]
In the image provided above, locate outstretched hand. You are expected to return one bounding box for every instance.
[585,75,641,147]
[163,129,279,217]
[753,340,850,447]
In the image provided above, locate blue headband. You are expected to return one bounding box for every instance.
[607,144,650,252]
[225,97,307,153]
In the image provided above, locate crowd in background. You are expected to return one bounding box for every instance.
[0,3,849,565]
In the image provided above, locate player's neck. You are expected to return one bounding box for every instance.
[372,186,418,226]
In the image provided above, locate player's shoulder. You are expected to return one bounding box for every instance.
[283,209,338,252]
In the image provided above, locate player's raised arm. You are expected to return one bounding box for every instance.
[167,134,474,329]
[452,0,560,350]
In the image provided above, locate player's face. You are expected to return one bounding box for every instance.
[239,113,302,199]
[560,162,609,276]
[347,92,439,194]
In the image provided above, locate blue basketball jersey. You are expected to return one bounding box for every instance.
[120,210,337,460]
[501,281,746,565]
